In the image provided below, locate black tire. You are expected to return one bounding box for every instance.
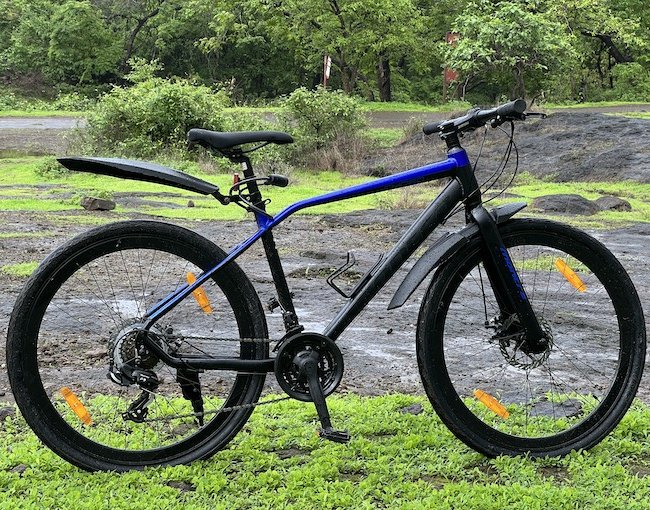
[7,220,268,471]
[417,219,645,457]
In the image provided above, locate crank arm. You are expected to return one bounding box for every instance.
[294,351,350,443]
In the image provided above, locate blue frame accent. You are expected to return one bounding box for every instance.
[145,151,468,322]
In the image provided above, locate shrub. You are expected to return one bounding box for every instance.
[609,63,650,101]
[280,87,366,169]
[84,62,230,158]
[35,156,69,178]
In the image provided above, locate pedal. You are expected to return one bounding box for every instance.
[319,427,351,443]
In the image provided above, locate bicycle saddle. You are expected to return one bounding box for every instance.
[187,129,294,152]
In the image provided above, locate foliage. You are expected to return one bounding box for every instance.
[47,1,120,84]
[2,0,650,112]
[1,395,650,508]
[84,62,230,158]
[282,87,364,148]
[280,87,367,170]
[447,0,578,100]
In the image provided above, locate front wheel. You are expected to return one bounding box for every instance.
[7,220,268,471]
[417,219,645,457]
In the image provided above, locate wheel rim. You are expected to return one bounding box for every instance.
[435,230,630,444]
[26,234,263,462]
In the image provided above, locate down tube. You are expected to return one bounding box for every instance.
[323,178,463,340]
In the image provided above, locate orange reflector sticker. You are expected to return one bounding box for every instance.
[60,387,92,425]
[474,389,510,419]
[186,272,213,314]
[554,259,586,292]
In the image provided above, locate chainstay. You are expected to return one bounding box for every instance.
[178,335,274,344]
[140,394,291,423]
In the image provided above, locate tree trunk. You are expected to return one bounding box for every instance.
[377,52,392,102]
[513,60,526,99]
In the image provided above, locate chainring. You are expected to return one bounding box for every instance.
[274,332,344,402]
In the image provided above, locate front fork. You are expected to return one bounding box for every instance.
[471,206,548,353]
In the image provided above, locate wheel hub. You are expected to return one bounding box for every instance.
[108,322,169,386]
[491,314,554,369]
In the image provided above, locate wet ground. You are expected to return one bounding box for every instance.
[0,109,649,406]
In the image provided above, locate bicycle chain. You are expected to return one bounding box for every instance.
[140,394,291,423]
[139,334,287,423]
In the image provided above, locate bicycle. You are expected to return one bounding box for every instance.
[6,100,646,471]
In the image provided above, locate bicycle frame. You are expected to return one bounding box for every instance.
[139,143,541,372]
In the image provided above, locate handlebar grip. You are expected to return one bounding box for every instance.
[496,99,527,118]
[267,174,289,187]
[423,121,443,135]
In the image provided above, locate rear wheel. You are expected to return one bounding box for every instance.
[417,219,645,457]
[7,220,268,471]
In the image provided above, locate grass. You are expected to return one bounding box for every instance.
[0,158,648,228]
[0,394,649,509]
[1,261,38,277]
[0,110,84,117]
[541,100,650,109]
[487,173,650,228]
[0,157,424,222]
[616,112,650,120]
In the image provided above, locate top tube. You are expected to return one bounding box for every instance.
[256,149,469,229]
[146,149,470,322]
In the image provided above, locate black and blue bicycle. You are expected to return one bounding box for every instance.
[7,100,646,471]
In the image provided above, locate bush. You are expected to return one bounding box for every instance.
[609,63,650,101]
[84,63,230,158]
[280,87,366,169]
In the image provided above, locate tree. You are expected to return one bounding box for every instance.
[48,1,120,84]
[446,0,577,99]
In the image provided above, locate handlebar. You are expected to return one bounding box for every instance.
[423,99,527,136]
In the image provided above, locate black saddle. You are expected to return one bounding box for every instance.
[187,128,293,154]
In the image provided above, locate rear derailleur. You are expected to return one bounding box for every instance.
[275,332,350,443]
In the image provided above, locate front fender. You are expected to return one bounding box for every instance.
[387,202,527,310]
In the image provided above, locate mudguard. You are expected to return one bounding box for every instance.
[387,202,527,310]
[58,157,219,195]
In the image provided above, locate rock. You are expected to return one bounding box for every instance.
[167,480,196,492]
[80,197,116,211]
[531,194,600,215]
[84,348,107,361]
[0,407,15,421]
[594,195,632,211]
[400,403,423,415]
[10,464,27,475]
[187,200,195,208]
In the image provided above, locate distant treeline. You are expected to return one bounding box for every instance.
[1,0,649,104]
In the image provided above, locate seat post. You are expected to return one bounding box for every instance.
[235,153,301,332]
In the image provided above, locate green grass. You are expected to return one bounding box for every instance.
[542,101,650,109]
[0,232,52,239]
[367,128,405,148]
[1,394,649,509]
[488,173,650,228]
[616,112,650,120]
[0,157,416,221]
[0,158,648,227]
[0,110,84,117]
[1,261,38,277]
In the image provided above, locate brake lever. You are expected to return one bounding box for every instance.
[524,112,548,119]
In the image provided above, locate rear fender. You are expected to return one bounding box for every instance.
[387,202,527,310]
